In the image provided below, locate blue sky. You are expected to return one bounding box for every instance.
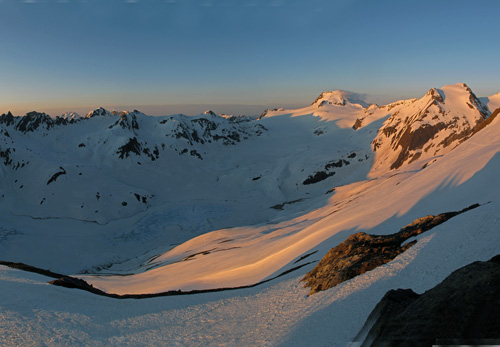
[1,0,500,116]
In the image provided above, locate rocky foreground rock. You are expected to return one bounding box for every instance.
[354,255,500,346]
[302,204,479,295]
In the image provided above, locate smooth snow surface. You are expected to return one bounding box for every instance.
[2,83,500,345]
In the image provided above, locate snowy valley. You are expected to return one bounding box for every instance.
[1,83,500,346]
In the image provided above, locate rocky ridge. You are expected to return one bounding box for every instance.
[354,255,500,346]
[302,204,480,296]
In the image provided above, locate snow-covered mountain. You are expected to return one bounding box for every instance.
[1,83,500,346]
[0,108,268,223]
[370,83,490,176]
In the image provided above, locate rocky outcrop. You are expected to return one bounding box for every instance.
[46,167,66,185]
[116,137,142,158]
[302,204,479,295]
[302,153,362,185]
[354,255,500,346]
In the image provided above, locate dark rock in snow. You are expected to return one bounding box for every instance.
[0,260,64,278]
[0,111,15,126]
[0,147,12,166]
[110,112,140,131]
[116,137,142,158]
[354,255,500,346]
[352,118,363,130]
[302,204,480,295]
[303,170,335,185]
[46,167,66,185]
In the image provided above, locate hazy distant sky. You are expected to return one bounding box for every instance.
[1,0,500,116]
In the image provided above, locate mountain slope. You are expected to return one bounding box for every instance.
[370,83,490,176]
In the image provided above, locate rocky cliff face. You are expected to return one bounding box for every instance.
[354,255,500,346]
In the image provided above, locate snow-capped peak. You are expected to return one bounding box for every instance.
[85,107,113,118]
[60,112,82,120]
[203,110,217,116]
[370,83,490,176]
[312,90,370,108]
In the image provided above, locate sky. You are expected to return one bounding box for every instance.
[1,0,500,116]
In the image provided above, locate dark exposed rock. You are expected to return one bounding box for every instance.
[0,111,15,126]
[325,159,349,170]
[270,198,305,211]
[49,276,111,296]
[302,204,480,296]
[303,170,335,185]
[0,260,64,278]
[258,109,269,120]
[0,111,72,132]
[115,112,139,131]
[389,122,447,170]
[116,137,141,158]
[15,111,53,132]
[471,107,500,135]
[352,118,363,130]
[355,255,500,346]
[463,83,491,118]
[46,167,66,185]
[302,157,352,185]
[190,149,203,160]
[0,147,12,166]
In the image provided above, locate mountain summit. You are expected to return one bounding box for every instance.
[370,83,490,175]
[311,90,371,108]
